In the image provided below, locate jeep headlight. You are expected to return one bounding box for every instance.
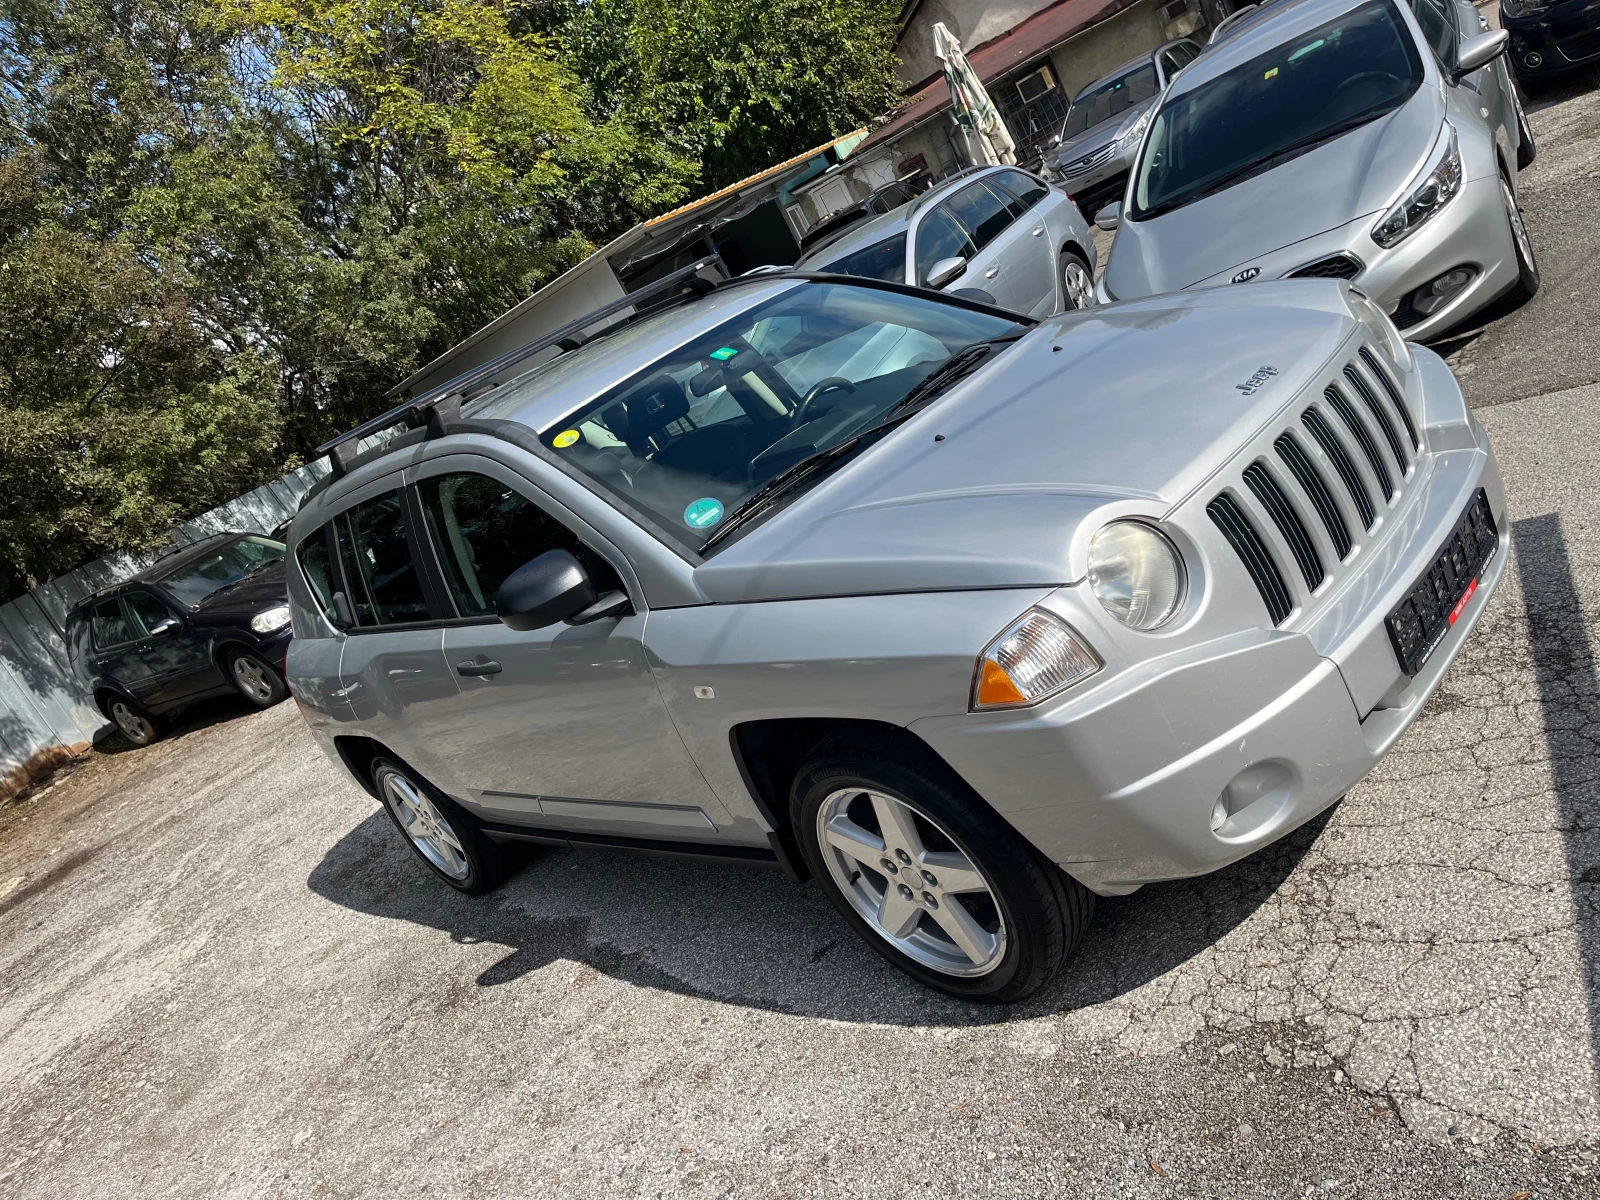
[1372,125,1462,249]
[972,610,1102,710]
[1347,288,1413,371]
[251,605,292,634]
[1088,522,1185,630]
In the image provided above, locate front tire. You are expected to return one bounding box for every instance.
[227,648,288,708]
[791,736,1094,1003]
[1500,171,1540,305]
[372,757,511,895]
[1059,247,1095,311]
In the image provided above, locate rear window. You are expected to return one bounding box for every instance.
[89,600,133,649]
[296,526,337,617]
[816,234,907,282]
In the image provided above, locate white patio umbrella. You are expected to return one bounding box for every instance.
[932,21,1017,167]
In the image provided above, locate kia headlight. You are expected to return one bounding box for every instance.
[1088,522,1186,631]
[972,610,1102,710]
[1372,125,1462,249]
[251,605,292,634]
[1347,288,1413,371]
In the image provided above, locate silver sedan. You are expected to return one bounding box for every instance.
[1095,0,1539,340]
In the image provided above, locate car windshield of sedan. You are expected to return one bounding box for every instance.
[1060,63,1159,140]
[155,536,285,607]
[540,281,1024,551]
[1130,0,1422,219]
[813,234,908,282]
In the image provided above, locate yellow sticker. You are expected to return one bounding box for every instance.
[1264,66,1279,80]
[553,429,581,448]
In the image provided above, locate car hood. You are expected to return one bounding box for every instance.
[190,559,289,623]
[1049,99,1156,170]
[1104,87,1444,299]
[693,281,1360,603]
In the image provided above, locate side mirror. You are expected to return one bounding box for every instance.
[1046,133,1061,149]
[925,256,968,290]
[494,549,596,631]
[1094,201,1123,231]
[147,616,179,637]
[1452,28,1508,82]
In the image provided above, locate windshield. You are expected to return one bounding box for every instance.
[1130,1,1422,219]
[814,234,908,282]
[1061,63,1159,140]
[542,282,1023,552]
[156,535,285,606]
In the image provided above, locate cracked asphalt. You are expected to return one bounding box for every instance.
[5,61,1600,1200]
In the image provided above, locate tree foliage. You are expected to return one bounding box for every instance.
[0,0,901,596]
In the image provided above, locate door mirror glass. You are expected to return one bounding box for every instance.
[1453,28,1508,80]
[1095,201,1123,231]
[145,616,179,637]
[926,256,969,289]
[494,549,596,632]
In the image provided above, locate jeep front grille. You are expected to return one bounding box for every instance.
[1206,346,1422,627]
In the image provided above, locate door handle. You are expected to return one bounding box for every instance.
[1031,225,1045,236]
[984,266,1000,279]
[456,659,503,677]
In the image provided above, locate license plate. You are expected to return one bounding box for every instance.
[1385,489,1498,677]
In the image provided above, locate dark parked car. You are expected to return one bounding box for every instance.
[1501,0,1600,86]
[66,533,294,746]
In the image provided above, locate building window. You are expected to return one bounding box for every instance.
[996,61,1070,164]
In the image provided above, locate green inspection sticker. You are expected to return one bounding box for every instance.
[708,346,740,362]
[683,497,725,529]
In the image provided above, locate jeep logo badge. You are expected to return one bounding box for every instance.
[1230,266,1262,284]
[1235,365,1280,396]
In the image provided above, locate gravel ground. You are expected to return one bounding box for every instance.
[5,63,1600,1200]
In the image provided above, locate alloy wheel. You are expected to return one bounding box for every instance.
[815,786,1007,976]
[382,772,471,881]
[1062,257,1094,310]
[110,700,154,745]
[231,654,275,703]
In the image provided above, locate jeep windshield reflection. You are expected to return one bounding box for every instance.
[536,282,1024,551]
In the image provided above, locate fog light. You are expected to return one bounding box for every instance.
[1409,266,1477,317]
[1525,52,1543,67]
[1210,796,1229,832]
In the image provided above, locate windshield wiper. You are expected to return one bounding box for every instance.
[1137,108,1395,219]
[698,333,1025,554]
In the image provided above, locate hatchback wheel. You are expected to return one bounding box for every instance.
[1060,248,1095,311]
[1513,84,1537,170]
[372,757,511,894]
[108,697,160,747]
[1501,172,1539,304]
[228,648,288,708]
[791,736,1093,1002]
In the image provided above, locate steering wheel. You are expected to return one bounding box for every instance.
[791,376,856,427]
[1326,72,1398,115]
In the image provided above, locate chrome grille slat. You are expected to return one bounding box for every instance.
[1242,461,1324,591]
[1344,364,1409,474]
[1275,431,1352,559]
[1325,383,1395,499]
[1359,346,1419,450]
[1302,405,1376,530]
[1207,493,1293,625]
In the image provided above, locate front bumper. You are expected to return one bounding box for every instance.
[911,351,1506,895]
[1505,4,1600,76]
[1176,175,1521,342]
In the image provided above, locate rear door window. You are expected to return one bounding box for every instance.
[296,526,337,617]
[334,491,432,625]
[90,599,134,648]
[994,169,1050,210]
[945,182,1015,252]
[418,473,621,618]
[914,206,978,284]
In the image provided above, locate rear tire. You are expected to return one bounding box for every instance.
[1500,171,1540,305]
[227,647,288,708]
[372,757,512,895]
[105,695,161,747]
[1059,247,1096,311]
[791,735,1093,1003]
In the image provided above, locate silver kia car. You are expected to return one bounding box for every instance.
[286,268,1505,1003]
[793,165,1099,316]
[1042,39,1203,219]
[1096,0,1539,340]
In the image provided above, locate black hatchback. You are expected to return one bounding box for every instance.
[66,533,295,746]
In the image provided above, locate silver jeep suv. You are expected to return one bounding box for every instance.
[286,268,1505,1002]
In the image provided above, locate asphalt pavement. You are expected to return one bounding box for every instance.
[4,65,1600,1200]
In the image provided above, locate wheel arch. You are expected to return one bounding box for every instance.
[330,733,392,799]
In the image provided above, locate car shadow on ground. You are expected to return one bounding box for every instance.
[307,799,1331,1026]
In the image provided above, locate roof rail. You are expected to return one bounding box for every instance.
[314,254,727,479]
